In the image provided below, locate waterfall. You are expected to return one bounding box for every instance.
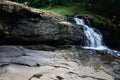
[74,17,108,50]
[72,17,120,57]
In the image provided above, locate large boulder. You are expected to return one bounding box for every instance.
[0,1,83,45]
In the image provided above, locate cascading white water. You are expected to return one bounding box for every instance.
[73,17,120,57]
[74,17,108,50]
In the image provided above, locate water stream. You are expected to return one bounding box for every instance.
[74,17,107,50]
[74,17,120,57]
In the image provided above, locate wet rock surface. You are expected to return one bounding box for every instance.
[0,46,119,80]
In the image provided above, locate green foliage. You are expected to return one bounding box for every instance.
[10,0,120,22]
[33,3,89,16]
[84,0,120,21]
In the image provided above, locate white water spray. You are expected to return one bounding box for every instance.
[74,18,108,50]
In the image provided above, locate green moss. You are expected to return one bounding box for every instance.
[33,2,115,27]
[34,6,72,15]
[33,3,86,15]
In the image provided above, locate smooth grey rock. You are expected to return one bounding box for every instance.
[0,46,115,80]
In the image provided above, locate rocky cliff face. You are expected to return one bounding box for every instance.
[0,1,83,45]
